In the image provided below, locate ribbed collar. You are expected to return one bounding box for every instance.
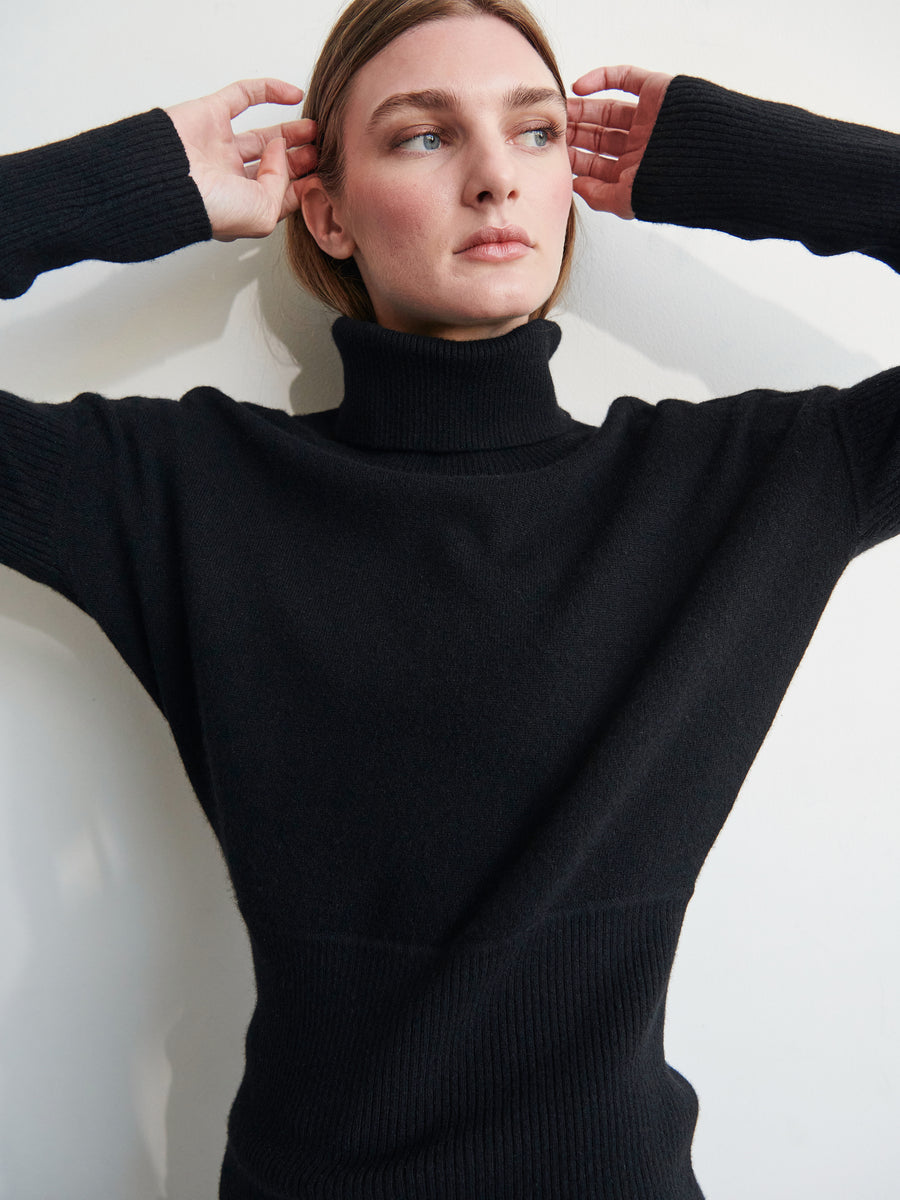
[331,316,574,451]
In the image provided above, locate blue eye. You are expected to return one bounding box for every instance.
[396,124,558,153]
[402,131,443,152]
[521,127,550,148]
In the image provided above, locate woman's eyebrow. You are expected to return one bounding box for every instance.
[366,85,566,131]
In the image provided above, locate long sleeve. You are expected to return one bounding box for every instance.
[632,76,900,555]
[632,75,900,270]
[0,109,211,595]
[0,107,211,299]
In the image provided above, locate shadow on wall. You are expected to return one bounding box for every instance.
[0,215,885,1196]
[563,213,880,398]
[0,570,255,1198]
[0,233,342,414]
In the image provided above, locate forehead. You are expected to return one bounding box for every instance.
[345,14,560,117]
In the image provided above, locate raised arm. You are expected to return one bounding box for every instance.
[0,79,318,607]
[569,69,900,561]
[0,79,318,299]
[567,68,900,273]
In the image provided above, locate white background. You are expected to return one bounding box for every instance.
[2,0,899,1196]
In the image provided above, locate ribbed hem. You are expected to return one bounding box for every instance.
[0,108,212,298]
[219,897,702,1199]
[633,76,900,269]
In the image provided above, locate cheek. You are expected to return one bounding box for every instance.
[349,174,445,260]
[546,170,574,230]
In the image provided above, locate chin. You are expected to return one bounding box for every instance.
[441,286,551,327]
[374,278,554,338]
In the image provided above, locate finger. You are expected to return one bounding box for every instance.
[572,175,633,219]
[566,123,630,157]
[259,139,310,224]
[571,65,657,98]
[255,135,290,205]
[255,133,286,180]
[215,78,305,121]
[245,142,317,181]
[567,97,636,131]
[568,147,621,184]
[236,118,317,163]
[287,143,318,177]
[279,178,307,221]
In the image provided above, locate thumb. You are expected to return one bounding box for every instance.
[256,136,289,223]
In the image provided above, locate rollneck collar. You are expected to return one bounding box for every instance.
[330,316,574,452]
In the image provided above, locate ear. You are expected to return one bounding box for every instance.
[298,177,356,260]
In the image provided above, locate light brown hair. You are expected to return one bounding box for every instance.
[285,0,577,323]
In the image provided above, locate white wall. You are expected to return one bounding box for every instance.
[2,0,899,1195]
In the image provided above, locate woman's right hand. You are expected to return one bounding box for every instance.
[165,78,317,242]
[567,65,672,219]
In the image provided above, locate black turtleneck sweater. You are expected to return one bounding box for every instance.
[2,77,900,1199]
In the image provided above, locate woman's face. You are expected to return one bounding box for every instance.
[311,15,573,340]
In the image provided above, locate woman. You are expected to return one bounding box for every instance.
[1,0,898,1195]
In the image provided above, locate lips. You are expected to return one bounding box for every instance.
[456,225,533,253]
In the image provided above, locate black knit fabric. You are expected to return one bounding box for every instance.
[633,76,900,270]
[1,83,899,1198]
[0,109,211,300]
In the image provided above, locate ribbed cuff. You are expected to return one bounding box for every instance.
[632,75,900,270]
[0,108,212,298]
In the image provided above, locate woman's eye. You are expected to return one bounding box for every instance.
[400,131,443,152]
[519,127,551,149]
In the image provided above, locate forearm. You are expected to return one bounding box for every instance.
[632,76,900,272]
[0,108,211,300]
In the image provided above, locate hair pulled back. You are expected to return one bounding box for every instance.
[285,0,577,323]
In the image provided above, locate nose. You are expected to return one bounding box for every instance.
[461,133,520,208]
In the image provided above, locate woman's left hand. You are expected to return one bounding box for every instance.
[567,65,673,219]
